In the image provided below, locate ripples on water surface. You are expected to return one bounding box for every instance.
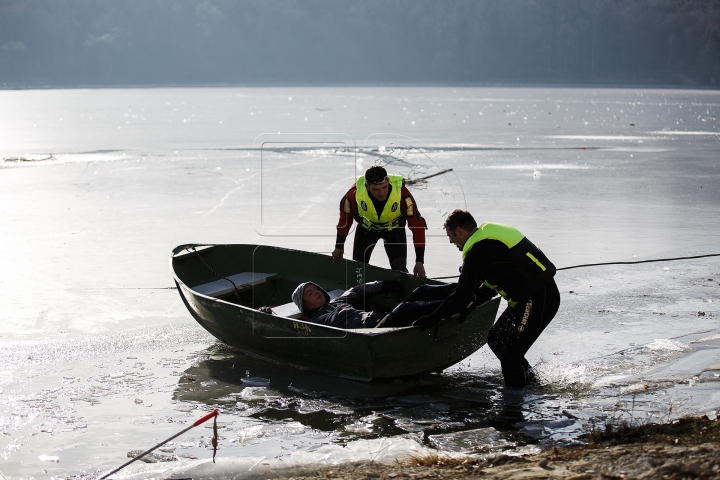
[2,262,717,479]
[0,87,718,478]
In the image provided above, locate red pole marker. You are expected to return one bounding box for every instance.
[99,409,219,480]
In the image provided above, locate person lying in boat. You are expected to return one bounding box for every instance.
[284,280,443,329]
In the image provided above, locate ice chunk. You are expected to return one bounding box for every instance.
[241,376,270,387]
[691,334,720,343]
[428,427,513,452]
[238,387,281,401]
[241,370,270,386]
[237,422,306,443]
[237,425,264,443]
[645,339,688,352]
[517,418,583,442]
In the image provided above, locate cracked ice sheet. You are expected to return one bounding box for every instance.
[116,435,437,480]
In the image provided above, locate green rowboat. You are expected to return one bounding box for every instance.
[171,244,500,381]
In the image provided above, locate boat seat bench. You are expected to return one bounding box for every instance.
[271,289,346,319]
[191,272,276,298]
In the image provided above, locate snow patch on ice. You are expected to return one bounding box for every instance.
[691,334,720,344]
[644,339,689,352]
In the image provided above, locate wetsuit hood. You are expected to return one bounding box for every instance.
[291,282,331,314]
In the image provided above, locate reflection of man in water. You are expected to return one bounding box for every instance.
[332,166,428,278]
[289,280,441,329]
[413,209,561,389]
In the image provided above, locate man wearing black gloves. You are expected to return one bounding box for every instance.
[412,209,561,388]
[290,279,439,329]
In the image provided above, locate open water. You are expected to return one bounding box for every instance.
[1,86,719,479]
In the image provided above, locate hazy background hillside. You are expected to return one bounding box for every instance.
[1,0,719,87]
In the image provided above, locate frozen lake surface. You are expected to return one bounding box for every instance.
[1,86,719,479]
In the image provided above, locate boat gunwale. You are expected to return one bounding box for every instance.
[170,243,497,340]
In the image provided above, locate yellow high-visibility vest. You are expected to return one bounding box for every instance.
[355,174,404,231]
[462,222,552,306]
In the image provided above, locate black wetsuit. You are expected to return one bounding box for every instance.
[414,239,561,388]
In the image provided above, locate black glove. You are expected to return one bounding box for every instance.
[412,314,440,330]
[381,280,404,295]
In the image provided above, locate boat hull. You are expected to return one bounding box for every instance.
[171,244,500,381]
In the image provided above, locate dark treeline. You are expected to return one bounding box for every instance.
[1,0,719,87]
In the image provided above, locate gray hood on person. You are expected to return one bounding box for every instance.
[291,282,331,314]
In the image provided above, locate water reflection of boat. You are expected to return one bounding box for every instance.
[172,346,530,446]
[170,244,500,381]
[174,344,456,404]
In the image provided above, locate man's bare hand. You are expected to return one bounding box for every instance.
[413,262,426,279]
[332,248,344,263]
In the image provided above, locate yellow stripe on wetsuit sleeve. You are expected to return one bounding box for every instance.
[526,252,547,271]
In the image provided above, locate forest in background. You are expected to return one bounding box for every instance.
[1,0,719,87]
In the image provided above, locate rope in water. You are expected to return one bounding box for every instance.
[85,252,720,287]
[429,252,720,280]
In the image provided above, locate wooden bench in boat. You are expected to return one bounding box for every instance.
[271,289,346,319]
[191,272,276,298]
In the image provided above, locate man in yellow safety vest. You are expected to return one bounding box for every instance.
[411,209,560,388]
[332,165,428,278]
